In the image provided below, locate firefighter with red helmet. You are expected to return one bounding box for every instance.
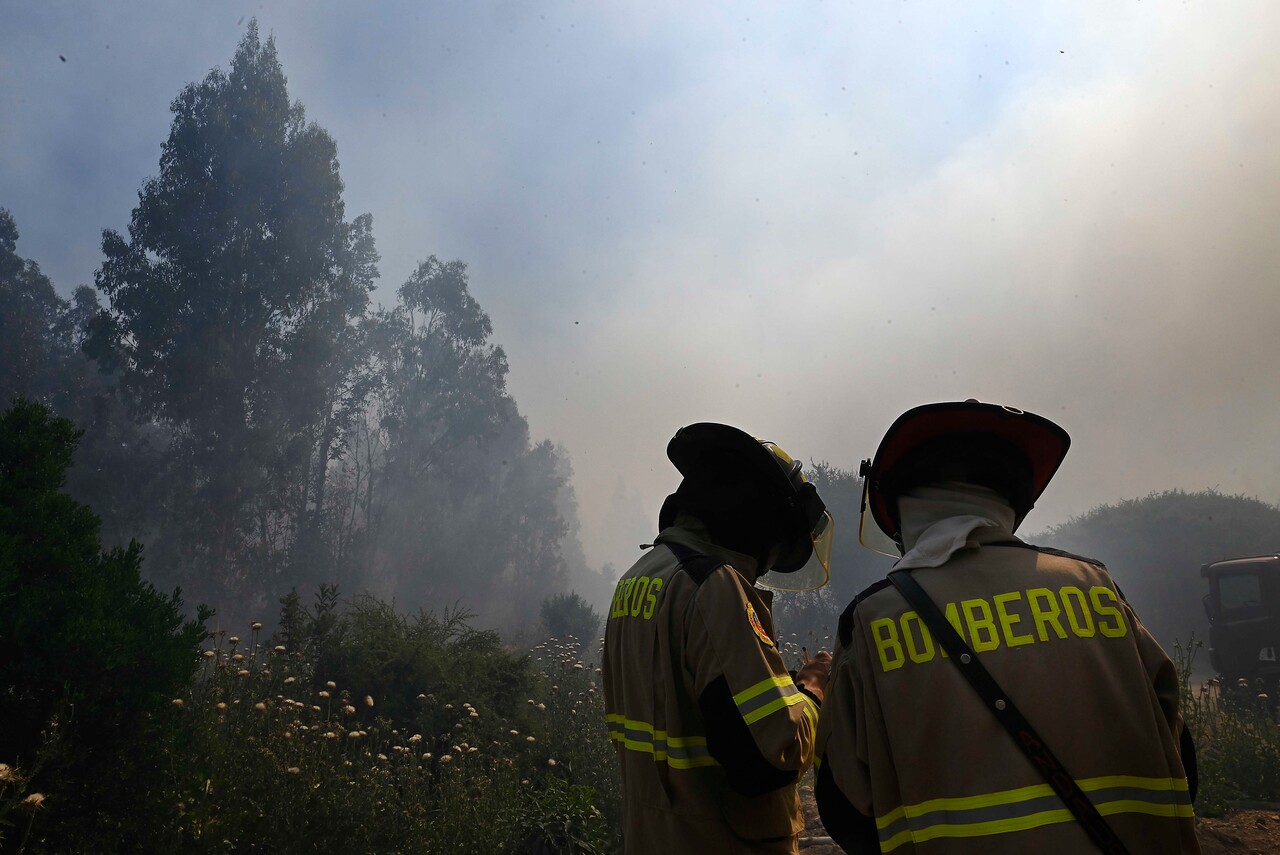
[602,423,835,853]
[816,400,1200,854]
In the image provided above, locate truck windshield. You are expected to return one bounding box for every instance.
[1219,572,1264,616]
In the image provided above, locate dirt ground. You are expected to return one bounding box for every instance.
[796,777,1280,853]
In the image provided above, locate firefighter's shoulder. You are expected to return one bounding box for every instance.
[837,578,895,648]
[989,540,1108,569]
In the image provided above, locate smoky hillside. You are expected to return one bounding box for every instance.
[0,25,615,633]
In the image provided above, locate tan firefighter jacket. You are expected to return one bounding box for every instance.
[602,518,820,854]
[815,529,1200,854]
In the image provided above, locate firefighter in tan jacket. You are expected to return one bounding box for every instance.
[603,423,836,853]
[815,401,1200,854]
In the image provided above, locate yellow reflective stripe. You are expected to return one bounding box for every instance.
[1099,801,1196,819]
[876,774,1189,826]
[875,775,1194,851]
[733,674,795,706]
[886,808,1077,849]
[799,694,818,734]
[1082,774,1189,793]
[742,690,810,725]
[605,713,718,769]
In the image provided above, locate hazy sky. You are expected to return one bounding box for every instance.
[4,1,1279,571]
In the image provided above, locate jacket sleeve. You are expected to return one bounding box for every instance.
[1128,598,1199,800]
[685,566,819,796]
[814,636,881,853]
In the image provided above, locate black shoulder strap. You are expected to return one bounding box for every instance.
[888,570,1131,855]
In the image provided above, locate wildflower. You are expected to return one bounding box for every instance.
[348,731,361,740]
[417,693,427,700]
[274,645,286,653]
[171,698,185,708]
[319,690,330,699]
[260,670,271,679]
[286,767,300,775]
[232,653,245,662]
[377,753,388,761]
[229,636,240,645]
[536,703,546,711]
[409,734,422,743]
[216,702,228,711]
[445,703,454,710]
[20,793,45,811]
[468,746,478,753]
[509,729,520,736]
[574,663,584,670]
[342,704,356,715]
[312,705,321,713]
[284,676,296,684]
[282,731,293,740]
[469,710,479,719]
[237,669,250,677]
[255,702,267,712]
[440,755,454,763]
[323,732,338,740]
[0,764,18,784]
[364,695,374,708]
[203,650,216,659]
[251,622,263,630]
[521,779,530,785]
[526,736,536,743]
[547,758,558,767]
[422,753,432,761]
[326,681,336,689]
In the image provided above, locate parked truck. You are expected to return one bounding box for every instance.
[1201,554,1280,695]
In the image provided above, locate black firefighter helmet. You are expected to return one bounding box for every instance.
[659,423,833,591]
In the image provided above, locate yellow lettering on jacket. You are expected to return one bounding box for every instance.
[1027,587,1067,641]
[993,591,1033,648]
[1060,586,1095,637]
[901,612,935,663]
[1090,586,1127,638]
[870,583,1131,673]
[961,599,1000,653]
[871,618,905,672]
[609,575,665,621]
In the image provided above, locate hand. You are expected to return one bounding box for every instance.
[795,646,833,702]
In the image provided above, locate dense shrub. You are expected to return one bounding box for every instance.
[1175,638,1280,816]
[540,592,601,645]
[0,399,206,850]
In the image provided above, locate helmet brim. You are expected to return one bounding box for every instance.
[867,402,1070,542]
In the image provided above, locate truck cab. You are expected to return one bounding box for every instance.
[1201,554,1280,686]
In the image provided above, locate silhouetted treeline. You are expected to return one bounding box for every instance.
[0,22,609,629]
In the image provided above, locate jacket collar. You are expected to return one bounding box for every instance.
[653,515,761,583]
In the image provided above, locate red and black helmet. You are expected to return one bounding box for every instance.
[863,401,1070,544]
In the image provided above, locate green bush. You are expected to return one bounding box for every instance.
[0,399,206,850]
[1175,638,1280,816]
[540,591,601,644]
